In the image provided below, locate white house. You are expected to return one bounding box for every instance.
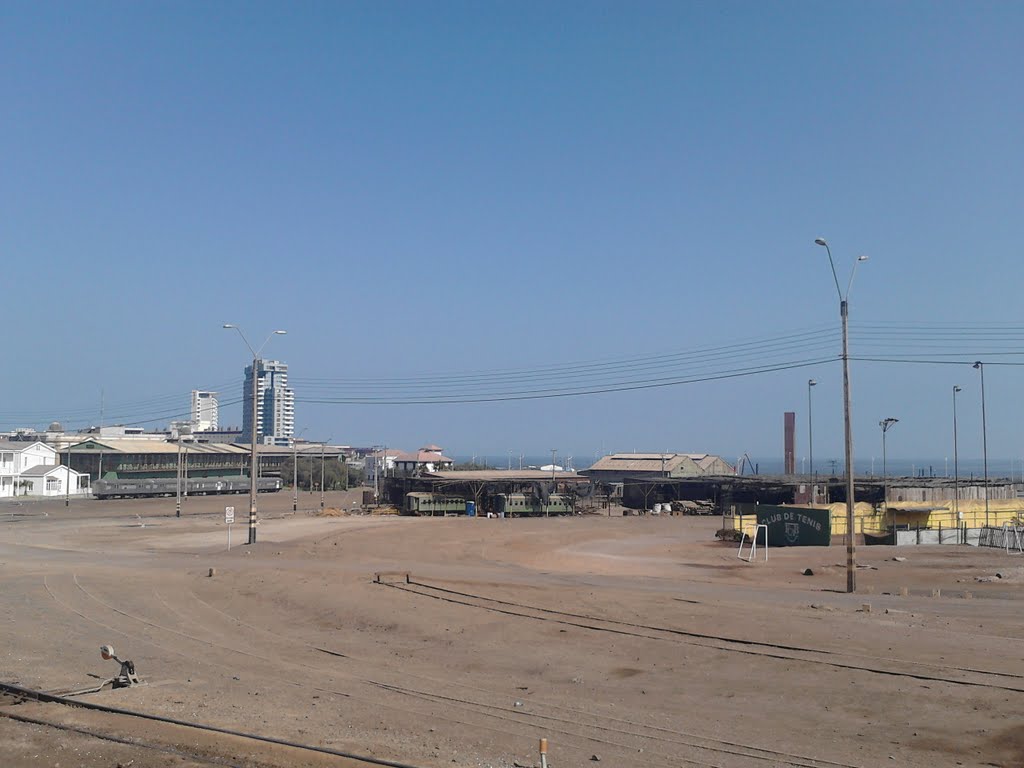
[393,447,455,477]
[0,441,89,498]
[365,448,404,488]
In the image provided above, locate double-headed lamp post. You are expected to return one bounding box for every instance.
[973,361,990,526]
[815,238,869,594]
[879,417,899,530]
[223,324,287,545]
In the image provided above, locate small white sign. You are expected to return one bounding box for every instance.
[225,506,235,524]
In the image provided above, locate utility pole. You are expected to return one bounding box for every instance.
[223,325,286,545]
[176,438,182,518]
[293,440,299,512]
[816,238,868,594]
[65,446,72,508]
[974,362,990,527]
[550,449,557,518]
[320,441,326,510]
[808,379,817,500]
[953,386,961,524]
[880,418,899,531]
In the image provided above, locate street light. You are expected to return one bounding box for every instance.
[320,438,333,510]
[292,427,308,512]
[953,385,962,524]
[223,324,287,545]
[880,418,899,531]
[807,379,817,501]
[815,238,869,593]
[973,361,989,527]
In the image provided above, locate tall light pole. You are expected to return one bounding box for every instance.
[815,238,868,593]
[223,324,287,545]
[880,418,899,531]
[973,361,989,527]
[320,440,328,510]
[807,379,817,501]
[953,385,962,524]
[292,427,308,512]
[550,449,557,518]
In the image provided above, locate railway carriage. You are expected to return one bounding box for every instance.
[92,476,282,499]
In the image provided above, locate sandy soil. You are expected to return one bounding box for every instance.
[1,491,1023,768]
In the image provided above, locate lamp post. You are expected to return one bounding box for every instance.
[223,324,287,545]
[953,385,962,524]
[292,427,308,512]
[549,449,557,518]
[815,238,869,593]
[880,418,899,531]
[317,437,333,510]
[807,379,817,502]
[973,361,989,527]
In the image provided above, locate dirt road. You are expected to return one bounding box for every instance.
[1,493,1022,767]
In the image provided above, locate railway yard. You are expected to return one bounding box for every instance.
[1,493,1023,767]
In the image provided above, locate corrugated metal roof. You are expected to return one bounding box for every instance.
[587,454,693,472]
[65,439,269,455]
[395,451,452,463]
[424,469,584,481]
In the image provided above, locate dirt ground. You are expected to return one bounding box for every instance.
[1,491,1022,768]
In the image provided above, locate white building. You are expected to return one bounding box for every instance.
[365,448,403,488]
[242,360,295,446]
[191,390,219,432]
[0,441,89,498]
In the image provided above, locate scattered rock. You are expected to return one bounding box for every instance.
[591,756,601,762]
[513,700,524,708]
[858,603,872,613]
[208,567,216,577]
[892,556,907,562]
[802,568,814,576]
[571,676,583,684]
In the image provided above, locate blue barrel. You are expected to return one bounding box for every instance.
[466,501,477,517]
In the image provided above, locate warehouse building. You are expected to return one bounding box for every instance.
[581,452,735,484]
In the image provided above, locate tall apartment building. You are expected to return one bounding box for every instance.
[191,390,219,432]
[241,360,295,446]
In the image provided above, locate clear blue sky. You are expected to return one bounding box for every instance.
[2,2,1022,465]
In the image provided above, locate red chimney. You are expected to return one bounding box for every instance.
[784,412,796,475]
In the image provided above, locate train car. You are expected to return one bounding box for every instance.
[494,493,573,517]
[405,492,468,516]
[92,476,282,499]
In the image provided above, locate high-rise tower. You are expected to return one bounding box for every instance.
[191,390,219,432]
[241,360,295,446]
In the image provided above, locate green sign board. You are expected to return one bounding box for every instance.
[755,506,831,547]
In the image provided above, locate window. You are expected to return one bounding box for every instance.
[46,477,61,491]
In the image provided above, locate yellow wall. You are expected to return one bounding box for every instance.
[733,498,1024,538]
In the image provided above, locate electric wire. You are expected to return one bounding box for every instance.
[6,321,1024,427]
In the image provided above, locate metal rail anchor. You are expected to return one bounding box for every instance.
[99,645,142,688]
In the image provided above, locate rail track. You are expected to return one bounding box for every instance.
[28,573,871,768]
[0,680,423,768]
[385,578,1024,694]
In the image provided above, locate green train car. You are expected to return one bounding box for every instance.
[494,493,573,517]
[405,492,468,516]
